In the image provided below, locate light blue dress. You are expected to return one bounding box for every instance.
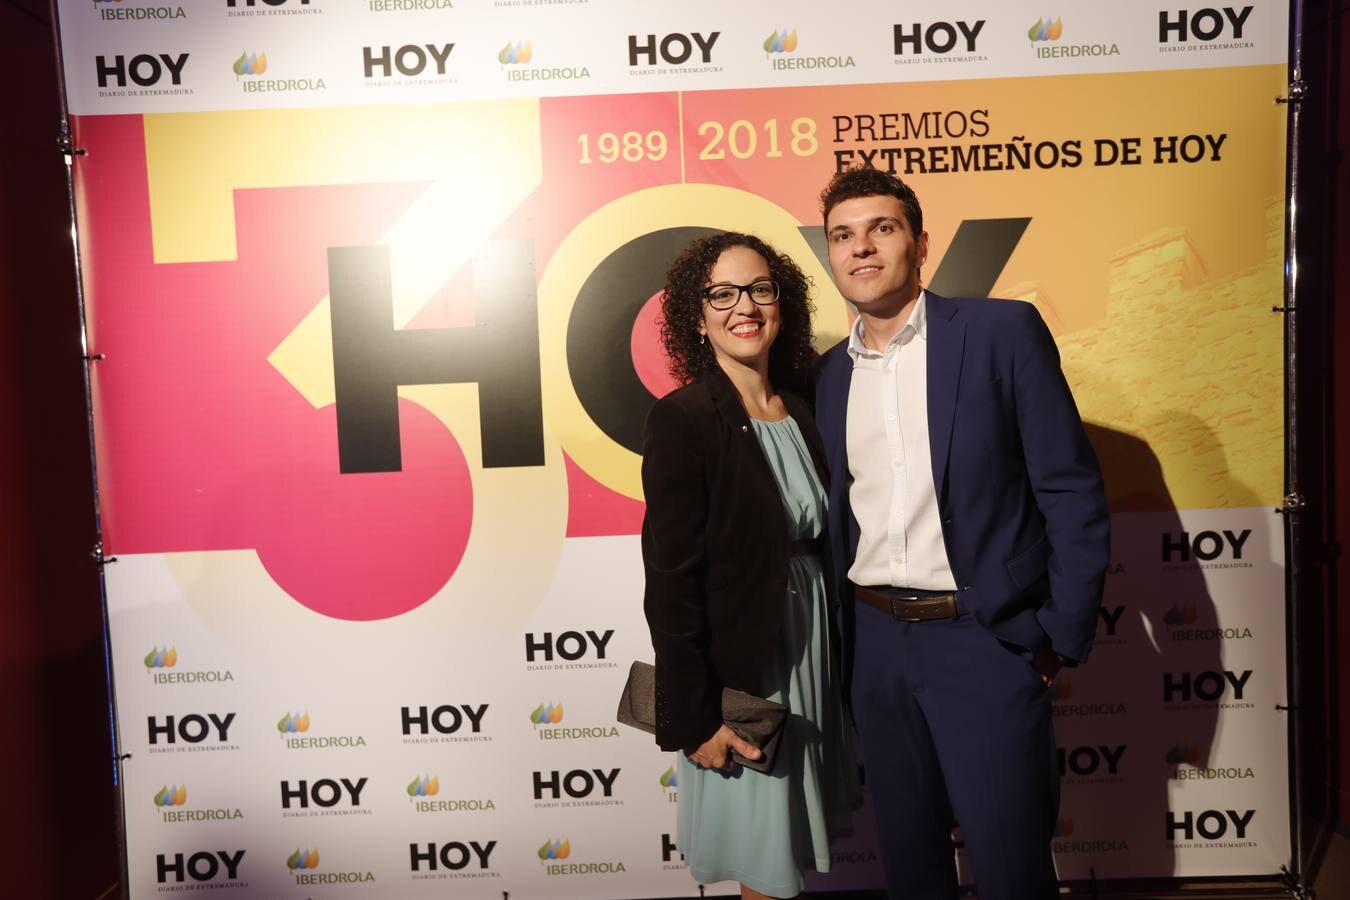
[676,415,861,899]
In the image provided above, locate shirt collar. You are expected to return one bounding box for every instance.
[846,290,928,360]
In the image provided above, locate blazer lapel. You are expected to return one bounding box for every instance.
[705,367,781,501]
[925,293,966,503]
[705,365,750,431]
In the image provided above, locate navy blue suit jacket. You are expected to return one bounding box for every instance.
[815,293,1109,684]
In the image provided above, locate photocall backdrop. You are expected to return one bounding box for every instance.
[52,0,1291,897]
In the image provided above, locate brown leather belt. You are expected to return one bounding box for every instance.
[853,585,965,621]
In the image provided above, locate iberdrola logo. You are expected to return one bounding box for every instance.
[1166,744,1201,766]
[498,41,532,65]
[1028,17,1063,41]
[529,702,563,725]
[153,784,187,807]
[145,646,178,669]
[277,711,311,734]
[1164,604,1198,626]
[233,51,268,76]
[537,838,571,861]
[659,767,677,790]
[763,28,798,54]
[286,848,320,871]
[407,775,440,798]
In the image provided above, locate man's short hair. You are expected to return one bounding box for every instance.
[819,166,924,238]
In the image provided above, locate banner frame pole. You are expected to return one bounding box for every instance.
[1277,0,1311,892]
[46,2,131,898]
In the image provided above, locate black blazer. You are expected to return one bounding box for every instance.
[641,366,833,752]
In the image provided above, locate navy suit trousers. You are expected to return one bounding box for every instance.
[851,602,1060,900]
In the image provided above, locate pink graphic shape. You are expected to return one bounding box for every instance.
[74,115,472,620]
[563,454,644,537]
[631,290,678,400]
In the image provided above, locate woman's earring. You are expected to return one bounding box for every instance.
[699,334,706,346]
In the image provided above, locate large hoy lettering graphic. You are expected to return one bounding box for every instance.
[329,241,542,473]
[328,219,1027,472]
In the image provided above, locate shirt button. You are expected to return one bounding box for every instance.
[894,554,905,564]
[887,414,896,421]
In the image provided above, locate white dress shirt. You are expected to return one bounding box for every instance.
[845,291,958,590]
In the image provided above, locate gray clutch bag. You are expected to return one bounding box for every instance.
[616,660,786,773]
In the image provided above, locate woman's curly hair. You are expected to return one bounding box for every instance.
[659,232,816,393]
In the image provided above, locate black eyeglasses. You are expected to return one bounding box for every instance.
[701,280,780,310]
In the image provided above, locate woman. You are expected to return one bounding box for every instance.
[641,232,860,899]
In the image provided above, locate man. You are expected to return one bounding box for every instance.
[813,165,1109,899]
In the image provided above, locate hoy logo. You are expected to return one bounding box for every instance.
[156,850,245,883]
[1058,744,1126,777]
[95,53,188,88]
[228,0,311,6]
[363,44,454,78]
[409,842,496,871]
[893,21,985,54]
[1164,670,1252,702]
[148,713,235,744]
[627,32,719,66]
[533,768,620,800]
[401,704,488,735]
[1098,605,1124,636]
[525,629,613,662]
[1159,6,1253,42]
[1167,809,1255,841]
[661,833,683,862]
[1162,528,1250,562]
[280,777,367,809]
[328,218,1025,478]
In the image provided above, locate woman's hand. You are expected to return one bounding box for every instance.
[685,724,763,771]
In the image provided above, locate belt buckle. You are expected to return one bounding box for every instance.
[889,594,925,622]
